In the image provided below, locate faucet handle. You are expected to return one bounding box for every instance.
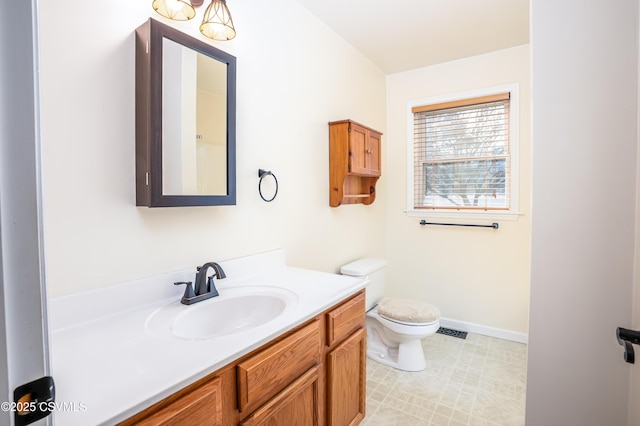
[174,281,196,300]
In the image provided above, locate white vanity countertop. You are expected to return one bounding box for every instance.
[48,249,366,426]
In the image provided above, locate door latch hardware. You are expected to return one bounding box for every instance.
[616,327,640,364]
[13,376,55,426]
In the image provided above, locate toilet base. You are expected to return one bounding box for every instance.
[366,337,427,372]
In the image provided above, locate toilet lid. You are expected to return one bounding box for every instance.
[377,297,441,324]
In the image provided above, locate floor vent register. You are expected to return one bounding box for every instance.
[436,327,467,339]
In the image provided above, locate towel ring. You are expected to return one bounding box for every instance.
[258,169,278,202]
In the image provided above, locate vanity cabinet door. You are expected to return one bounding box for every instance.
[239,366,320,426]
[126,376,223,426]
[326,328,366,426]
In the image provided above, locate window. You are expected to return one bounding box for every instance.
[407,86,519,219]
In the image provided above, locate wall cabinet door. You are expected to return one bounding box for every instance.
[348,123,381,177]
[348,123,369,175]
[365,130,381,176]
[326,328,366,426]
[240,366,320,426]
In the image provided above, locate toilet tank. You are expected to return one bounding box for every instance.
[340,258,387,311]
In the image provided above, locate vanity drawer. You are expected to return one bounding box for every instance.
[326,290,365,347]
[129,376,222,426]
[237,320,321,413]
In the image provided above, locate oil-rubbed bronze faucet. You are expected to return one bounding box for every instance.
[174,262,226,305]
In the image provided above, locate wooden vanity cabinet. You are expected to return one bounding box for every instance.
[121,290,366,426]
[329,120,382,207]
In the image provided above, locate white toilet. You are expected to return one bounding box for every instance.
[341,258,441,372]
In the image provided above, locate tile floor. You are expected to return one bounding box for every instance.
[362,332,527,426]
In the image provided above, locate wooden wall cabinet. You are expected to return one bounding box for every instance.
[121,290,366,426]
[329,120,382,207]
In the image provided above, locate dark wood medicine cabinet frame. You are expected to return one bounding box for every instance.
[135,18,237,207]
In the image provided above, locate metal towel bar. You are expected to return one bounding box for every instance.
[419,220,499,229]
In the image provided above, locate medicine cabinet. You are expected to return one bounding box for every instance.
[135,18,236,207]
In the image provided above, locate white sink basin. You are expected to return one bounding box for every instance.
[145,286,298,340]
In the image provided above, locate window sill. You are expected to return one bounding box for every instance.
[405,209,523,222]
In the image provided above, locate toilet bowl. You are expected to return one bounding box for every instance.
[340,258,441,372]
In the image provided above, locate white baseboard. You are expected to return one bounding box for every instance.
[438,317,528,344]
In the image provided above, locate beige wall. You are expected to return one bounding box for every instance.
[38,0,386,297]
[38,1,531,338]
[385,45,531,334]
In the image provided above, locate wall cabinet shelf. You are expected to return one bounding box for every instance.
[329,120,382,207]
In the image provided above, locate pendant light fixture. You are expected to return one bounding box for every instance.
[151,0,236,41]
[151,0,196,21]
[200,0,236,41]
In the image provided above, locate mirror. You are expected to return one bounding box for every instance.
[162,38,228,196]
[135,18,236,207]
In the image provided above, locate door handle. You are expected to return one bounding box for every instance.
[616,327,640,364]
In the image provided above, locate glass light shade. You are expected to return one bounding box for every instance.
[152,0,196,21]
[200,0,236,41]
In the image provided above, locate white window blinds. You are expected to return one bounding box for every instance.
[412,93,511,211]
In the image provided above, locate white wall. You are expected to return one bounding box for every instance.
[632,4,640,420]
[385,45,531,335]
[527,1,637,425]
[0,1,50,424]
[633,116,640,422]
[37,0,387,297]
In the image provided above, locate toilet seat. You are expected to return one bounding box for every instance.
[378,313,438,327]
[367,306,439,336]
[376,297,441,325]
